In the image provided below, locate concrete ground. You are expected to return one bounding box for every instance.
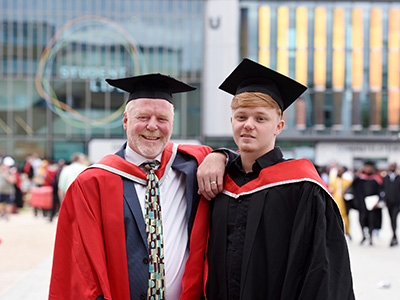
[0,208,56,300]
[0,207,399,299]
[347,208,400,300]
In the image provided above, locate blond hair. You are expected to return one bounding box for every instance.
[230,92,282,117]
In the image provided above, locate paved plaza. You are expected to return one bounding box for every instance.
[0,207,399,299]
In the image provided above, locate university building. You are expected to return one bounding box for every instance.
[0,0,399,169]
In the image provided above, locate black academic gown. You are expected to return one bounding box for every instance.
[383,172,400,207]
[382,173,400,238]
[206,148,354,300]
[352,174,383,232]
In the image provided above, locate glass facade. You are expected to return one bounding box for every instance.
[0,0,203,162]
[240,1,400,141]
[1,0,400,164]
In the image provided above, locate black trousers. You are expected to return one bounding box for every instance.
[387,204,400,238]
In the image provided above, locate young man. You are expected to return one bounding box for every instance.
[202,59,354,299]
[49,73,227,300]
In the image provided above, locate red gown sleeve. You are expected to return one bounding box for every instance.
[49,169,130,300]
[178,144,213,300]
[177,144,213,164]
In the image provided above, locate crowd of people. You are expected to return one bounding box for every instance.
[0,152,90,222]
[2,150,398,250]
[317,160,400,247]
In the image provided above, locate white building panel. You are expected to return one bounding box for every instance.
[202,0,240,137]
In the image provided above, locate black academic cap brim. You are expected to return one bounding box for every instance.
[219,58,307,111]
[105,73,196,103]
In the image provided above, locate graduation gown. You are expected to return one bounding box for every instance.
[49,142,212,300]
[206,158,355,300]
[382,172,400,206]
[352,173,383,230]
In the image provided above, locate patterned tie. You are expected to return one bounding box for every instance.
[143,162,166,300]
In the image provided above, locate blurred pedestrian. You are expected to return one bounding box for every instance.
[330,165,353,238]
[0,156,17,221]
[314,164,330,189]
[10,163,23,212]
[57,153,88,202]
[382,162,400,247]
[351,161,384,245]
[23,153,42,180]
[319,165,330,186]
[22,154,35,180]
[343,167,357,228]
[44,161,61,222]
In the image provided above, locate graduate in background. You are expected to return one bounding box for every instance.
[351,161,383,246]
[196,59,354,300]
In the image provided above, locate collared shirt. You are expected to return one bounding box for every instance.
[228,147,285,187]
[125,145,188,300]
[225,147,285,299]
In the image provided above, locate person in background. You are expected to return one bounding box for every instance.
[44,161,61,222]
[49,73,229,300]
[185,58,354,300]
[0,156,16,221]
[319,165,330,187]
[330,165,353,239]
[57,152,89,201]
[351,161,384,246]
[23,153,41,180]
[382,162,400,247]
[342,166,357,229]
[23,154,34,180]
[10,162,23,213]
[314,164,330,190]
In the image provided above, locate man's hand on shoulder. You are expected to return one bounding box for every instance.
[197,152,226,200]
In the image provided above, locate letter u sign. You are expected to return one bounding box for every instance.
[209,17,221,29]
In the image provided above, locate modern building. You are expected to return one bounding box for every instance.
[0,0,399,170]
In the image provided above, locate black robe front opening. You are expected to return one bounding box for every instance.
[206,180,355,300]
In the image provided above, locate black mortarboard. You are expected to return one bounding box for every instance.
[105,73,196,103]
[219,58,307,111]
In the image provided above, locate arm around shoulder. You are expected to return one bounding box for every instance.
[197,149,237,200]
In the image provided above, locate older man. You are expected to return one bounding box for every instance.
[49,73,227,300]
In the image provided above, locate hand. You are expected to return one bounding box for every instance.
[197,152,226,200]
